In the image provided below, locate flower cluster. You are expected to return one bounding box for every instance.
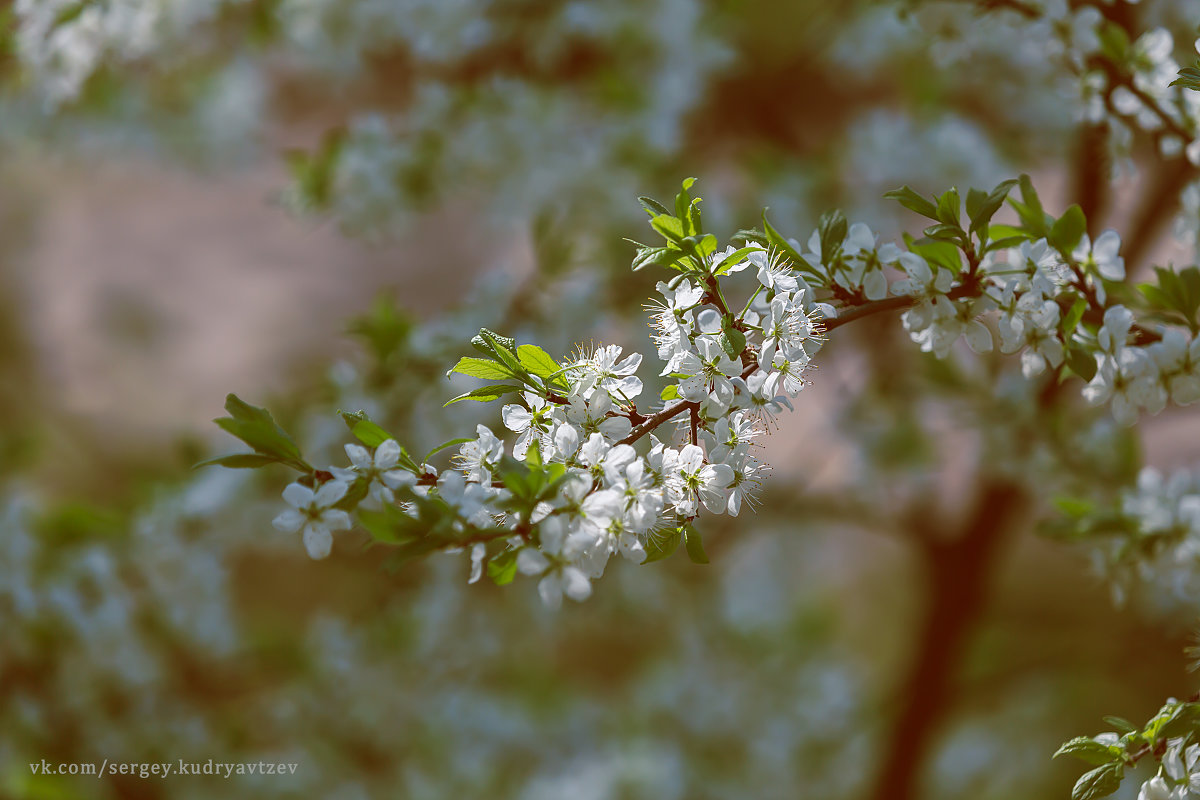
[1093,466,1200,601]
[887,220,1200,426]
[246,175,1200,610]
[264,241,831,606]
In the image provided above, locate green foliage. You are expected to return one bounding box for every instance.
[902,233,962,274]
[338,410,421,473]
[448,357,516,380]
[1049,204,1087,255]
[446,329,567,404]
[762,212,823,281]
[202,394,311,472]
[444,384,524,406]
[1053,737,1122,767]
[1008,174,1052,239]
[1057,700,1200,799]
[516,345,561,380]
[642,524,683,564]
[816,209,849,267]
[486,547,520,585]
[965,179,1016,240]
[1096,20,1130,66]
[1171,59,1200,92]
[720,318,747,360]
[883,185,939,221]
[683,523,709,565]
[1071,762,1123,800]
[346,292,412,366]
[1138,265,1200,333]
[632,178,771,280]
[284,128,345,211]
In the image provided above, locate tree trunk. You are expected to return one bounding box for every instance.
[866,478,1027,800]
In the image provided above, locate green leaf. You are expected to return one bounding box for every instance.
[1101,716,1136,734]
[987,224,1030,241]
[923,223,965,243]
[1158,702,1200,739]
[720,320,747,359]
[883,186,938,220]
[969,179,1018,236]
[339,411,395,448]
[1053,737,1121,767]
[984,235,1032,253]
[193,453,281,469]
[1053,496,1096,517]
[1062,295,1089,337]
[904,235,963,275]
[1066,346,1098,382]
[346,291,412,364]
[630,243,688,272]
[768,211,825,283]
[642,526,683,564]
[1071,762,1123,800]
[1171,62,1200,91]
[683,523,709,564]
[356,505,421,544]
[713,245,764,276]
[674,177,699,236]
[638,195,670,217]
[423,437,473,466]
[448,356,515,380]
[333,475,370,511]
[516,344,560,379]
[1096,20,1129,65]
[488,548,520,585]
[935,188,961,227]
[473,329,524,375]
[651,213,686,244]
[660,384,680,401]
[682,233,717,261]
[818,209,848,267]
[1010,174,1050,238]
[444,385,524,406]
[1049,204,1087,254]
[213,394,310,472]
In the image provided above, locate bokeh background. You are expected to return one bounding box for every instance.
[2,1,1200,798]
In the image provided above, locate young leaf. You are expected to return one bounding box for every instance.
[1071,762,1123,800]
[935,188,961,228]
[762,212,814,277]
[818,209,848,267]
[516,344,560,379]
[213,394,311,472]
[488,548,520,585]
[683,523,709,564]
[448,357,514,380]
[968,178,1017,235]
[1101,716,1136,734]
[713,245,764,276]
[193,453,281,470]
[1172,61,1200,91]
[1053,737,1120,767]
[651,213,686,244]
[883,186,939,220]
[1049,205,1087,254]
[642,526,683,564]
[638,195,670,217]
[423,437,474,466]
[444,385,524,406]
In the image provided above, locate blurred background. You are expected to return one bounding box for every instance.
[2,1,1200,798]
